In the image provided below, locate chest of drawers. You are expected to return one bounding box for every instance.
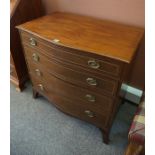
[17,12,144,144]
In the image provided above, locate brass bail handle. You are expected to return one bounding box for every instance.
[86,77,97,86]
[84,110,94,118]
[85,94,96,102]
[38,84,44,91]
[88,59,100,69]
[32,53,39,62]
[35,69,42,76]
[30,38,37,46]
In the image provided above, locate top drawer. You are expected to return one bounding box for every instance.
[19,31,124,78]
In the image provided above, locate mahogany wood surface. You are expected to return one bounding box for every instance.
[10,0,44,91]
[33,83,111,129]
[23,45,118,97]
[20,31,124,78]
[17,12,144,143]
[30,71,114,114]
[17,12,144,63]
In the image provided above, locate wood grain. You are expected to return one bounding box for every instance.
[30,71,114,114]
[10,0,44,91]
[17,12,144,143]
[32,80,111,129]
[17,12,144,63]
[22,44,118,96]
[20,31,123,77]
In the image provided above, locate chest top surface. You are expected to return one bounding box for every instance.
[17,12,144,63]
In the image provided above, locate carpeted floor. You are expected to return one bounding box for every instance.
[10,83,136,155]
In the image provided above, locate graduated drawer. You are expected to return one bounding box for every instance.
[31,75,113,128]
[23,45,118,96]
[20,31,123,78]
[33,83,110,128]
[29,68,114,113]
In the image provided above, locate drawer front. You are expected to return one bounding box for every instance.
[23,45,118,96]
[34,83,110,128]
[29,69,114,113]
[20,31,123,77]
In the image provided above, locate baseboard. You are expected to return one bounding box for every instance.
[121,84,143,104]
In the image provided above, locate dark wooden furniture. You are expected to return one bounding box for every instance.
[10,0,44,91]
[17,12,144,143]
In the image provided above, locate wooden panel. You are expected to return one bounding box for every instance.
[34,84,110,128]
[29,70,114,113]
[20,32,124,77]
[10,0,44,91]
[129,37,145,90]
[23,45,118,96]
[17,12,144,63]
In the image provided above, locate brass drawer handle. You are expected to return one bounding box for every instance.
[32,53,39,62]
[86,77,97,86]
[35,69,42,76]
[38,84,44,91]
[84,110,94,118]
[85,94,96,102]
[30,38,37,46]
[88,59,100,69]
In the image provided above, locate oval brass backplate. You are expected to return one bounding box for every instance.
[86,77,97,86]
[85,94,96,102]
[32,53,39,62]
[88,59,100,69]
[30,38,37,46]
[84,110,94,118]
[38,84,44,91]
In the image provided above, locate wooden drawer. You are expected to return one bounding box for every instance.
[23,45,118,96]
[29,69,114,113]
[20,31,123,78]
[34,83,110,128]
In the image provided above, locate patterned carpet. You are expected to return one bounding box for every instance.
[10,83,136,155]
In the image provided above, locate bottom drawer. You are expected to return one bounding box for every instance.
[33,81,112,128]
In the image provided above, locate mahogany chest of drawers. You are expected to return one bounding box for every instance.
[17,12,144,143]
